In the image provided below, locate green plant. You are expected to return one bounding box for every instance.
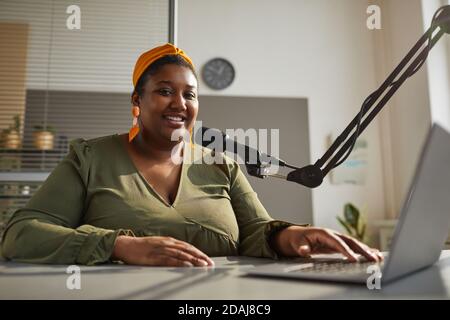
[1,114,21,134]
[336,203,366,242]
[33,124,55,133]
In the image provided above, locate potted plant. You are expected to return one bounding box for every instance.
[336,203,367,242]
[1,115,22,149]
[33,124,55,150]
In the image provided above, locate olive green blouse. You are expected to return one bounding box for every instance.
[1,134,299,265]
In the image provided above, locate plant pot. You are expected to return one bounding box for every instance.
[33,131,54,150]
[1,130,21,149]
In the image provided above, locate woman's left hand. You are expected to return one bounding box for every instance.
[271,226,383,262]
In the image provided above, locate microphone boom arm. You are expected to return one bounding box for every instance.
[279,5,450,188]
[199,6,449,189]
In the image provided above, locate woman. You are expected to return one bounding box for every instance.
[1,44,382,267]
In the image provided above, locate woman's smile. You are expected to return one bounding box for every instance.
[162,113,187,129]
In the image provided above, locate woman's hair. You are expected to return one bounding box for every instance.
[132,54,198,99]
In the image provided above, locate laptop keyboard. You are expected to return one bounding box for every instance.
[285,261,384,274]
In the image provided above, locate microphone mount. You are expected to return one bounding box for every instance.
[200,5,450,188]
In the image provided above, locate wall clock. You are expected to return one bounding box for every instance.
[201,58,235,90]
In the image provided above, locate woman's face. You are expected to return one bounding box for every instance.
[135,64,199,145]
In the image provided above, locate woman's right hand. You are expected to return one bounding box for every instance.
[111,235,215,267]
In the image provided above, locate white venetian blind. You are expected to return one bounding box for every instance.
[0,0,170,239]
[0,0,169,171]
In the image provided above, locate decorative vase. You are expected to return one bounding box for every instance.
[33,131,54,150]
[2,130,21,149]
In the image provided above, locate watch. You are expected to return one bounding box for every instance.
[201,58,235,90]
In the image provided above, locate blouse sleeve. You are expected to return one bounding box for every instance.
[226,158,308,259]
[0,139,133,265]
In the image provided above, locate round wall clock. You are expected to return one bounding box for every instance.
[201,58,235,90]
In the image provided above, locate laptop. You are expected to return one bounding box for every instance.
[247,123,450,284]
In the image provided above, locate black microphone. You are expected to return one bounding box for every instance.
[196,126,324,187]
[196,126,286,178]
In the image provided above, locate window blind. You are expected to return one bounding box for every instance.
[0,0,171,239]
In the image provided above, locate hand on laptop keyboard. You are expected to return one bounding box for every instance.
[270,226,384,263]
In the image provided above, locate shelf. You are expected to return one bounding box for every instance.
[0,148,66,178]
[0,172,50,182]
[0,148,65,154]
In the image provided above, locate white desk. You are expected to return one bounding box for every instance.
[1,251,450,299]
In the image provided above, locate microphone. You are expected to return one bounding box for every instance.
[196,126,286,178]
[197,126,324,187]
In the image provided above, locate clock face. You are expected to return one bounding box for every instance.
[201,58,235,90]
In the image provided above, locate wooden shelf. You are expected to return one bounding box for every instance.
[0,148,65,154]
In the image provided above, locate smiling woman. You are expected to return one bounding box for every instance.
[132,62,198,145]
[0,43,383,267]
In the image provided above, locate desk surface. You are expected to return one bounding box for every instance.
[1,251,450,299]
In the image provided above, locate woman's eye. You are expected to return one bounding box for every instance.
[159,88,172,96]
[185,92,196,100]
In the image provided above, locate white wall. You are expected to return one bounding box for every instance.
[178,0,386,236]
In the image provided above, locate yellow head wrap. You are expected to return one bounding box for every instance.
[132,43,195,88]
